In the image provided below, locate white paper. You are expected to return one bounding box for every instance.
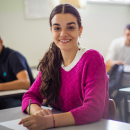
[123,65,130,72]
[0,119,28,130]
[0,107,62,130]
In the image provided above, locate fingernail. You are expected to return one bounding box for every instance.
[19,121,22,125]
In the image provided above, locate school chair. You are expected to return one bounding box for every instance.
[109,99,116,120]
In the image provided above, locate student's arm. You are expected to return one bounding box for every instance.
[0,70,30,91]
[106,59,125,72]
[70,51,109,125]
[19,110,75,129]
[21,72,75,129]
[22,71,44,113]
[26,104,43,115]
[25,104,75,127]
[22,74,107,129]
[105,40,119,72]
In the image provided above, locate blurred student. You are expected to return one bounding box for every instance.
[105,24,130,72]
[20,4,109,130]
[0,36,34,109]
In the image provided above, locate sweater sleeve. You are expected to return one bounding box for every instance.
[70,50,109,125]
[22,71,44,113]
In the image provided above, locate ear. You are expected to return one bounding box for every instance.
[123,29,128,37]
[0,38,3,45]
[50,27,54,38]
[79,26,83,37]
[1,39,3,45]
[50,27,52,33]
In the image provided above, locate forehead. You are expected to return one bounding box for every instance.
[125,29,130,34]
[51,13,78,25]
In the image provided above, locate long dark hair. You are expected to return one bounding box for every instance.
[38,4,82,107]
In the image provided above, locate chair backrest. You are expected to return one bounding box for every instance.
[109,99,116,120]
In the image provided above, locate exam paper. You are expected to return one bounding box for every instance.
[0,119,28,130]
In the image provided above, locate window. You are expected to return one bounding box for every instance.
[87,0,130,5]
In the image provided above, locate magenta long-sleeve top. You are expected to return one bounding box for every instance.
[22,49,109,125]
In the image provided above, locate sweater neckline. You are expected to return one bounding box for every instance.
[61,46,88,72]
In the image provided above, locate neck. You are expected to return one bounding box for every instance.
[125,41,130,46]
[61,45,78,67]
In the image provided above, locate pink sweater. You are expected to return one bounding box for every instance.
[22,49,109,125]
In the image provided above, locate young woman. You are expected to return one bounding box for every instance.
[19,4,109,130]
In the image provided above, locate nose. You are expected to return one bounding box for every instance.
[60,29,68,37]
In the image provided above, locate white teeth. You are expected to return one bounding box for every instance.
[60,40,70,42]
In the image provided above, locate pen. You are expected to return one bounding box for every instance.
[28,99,31,115]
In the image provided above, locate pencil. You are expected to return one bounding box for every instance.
[28,99,31,115]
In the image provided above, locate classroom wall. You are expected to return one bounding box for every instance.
[0,0,130,66]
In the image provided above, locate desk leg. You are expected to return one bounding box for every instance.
[124,94,128,122]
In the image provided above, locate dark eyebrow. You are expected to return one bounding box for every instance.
[53,23,60,26]
[53,22,76,26]
[67,22,76,25]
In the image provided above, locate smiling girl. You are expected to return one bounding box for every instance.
[19,4,109,130]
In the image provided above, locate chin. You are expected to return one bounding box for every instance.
[127,42,130,45]
[60,47,72,51]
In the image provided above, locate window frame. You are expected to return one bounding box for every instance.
[87,0,130,5]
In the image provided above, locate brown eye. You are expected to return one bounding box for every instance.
[68,27,74,30]
[54,27,60,30]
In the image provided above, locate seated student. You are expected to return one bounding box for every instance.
[0,36,34,109]
[19,4,109,129]
[105,24,130,72]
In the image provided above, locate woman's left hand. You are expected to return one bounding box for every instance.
[34,109,52,116]
[19,114,53,130]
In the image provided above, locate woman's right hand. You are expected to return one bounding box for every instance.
[34,109,53,116]
[19,114,54,130]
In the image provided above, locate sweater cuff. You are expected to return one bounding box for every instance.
[70,110,82,125]
[22,100,42,114]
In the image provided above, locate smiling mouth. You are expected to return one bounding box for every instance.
[59,39,71,43]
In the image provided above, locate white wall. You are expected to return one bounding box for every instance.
[0,0,130,66]
[79,3,130,59]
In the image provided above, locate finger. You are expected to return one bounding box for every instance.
[23,120,32,128]
[26,123,40,130]
[19,119,24,125]
[21,115,34,124]
[18,120,22,125]
[26,123,36,130]
[41,109,49,116]
[35,111,44,116]
[28,125,45,130]
[45,109,53,115]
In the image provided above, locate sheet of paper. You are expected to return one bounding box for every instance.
[0,106,62,130]
[0,119,28,130]
[124,65,130,72]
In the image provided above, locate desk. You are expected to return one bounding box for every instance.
[0,107,130,130]
[0,89,27,99]
[119,87,130,123]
